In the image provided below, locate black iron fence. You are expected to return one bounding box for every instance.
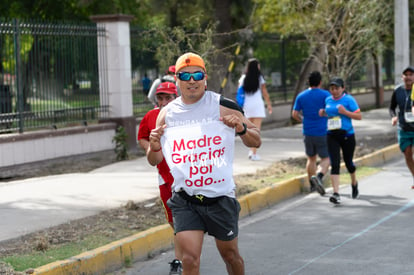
[0,19,109,134]
[129,26,159,117]
[0,18,396,134]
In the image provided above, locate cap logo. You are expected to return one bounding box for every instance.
[185,58,191,65]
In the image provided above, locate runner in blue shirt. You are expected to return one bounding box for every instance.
[319,77,362,204]
[292,71,330,195]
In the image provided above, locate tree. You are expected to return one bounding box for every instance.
[0,0,257,95]
[133,0,256,93]
[253,0,393,104]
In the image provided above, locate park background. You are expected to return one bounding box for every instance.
[0,0,413,172]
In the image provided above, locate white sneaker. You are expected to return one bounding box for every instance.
[248,150,253,159]
[250,154,261,161]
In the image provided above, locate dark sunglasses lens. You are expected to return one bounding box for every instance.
[178,72,205,81]
[193,72,204,81]
[178,72,191,81]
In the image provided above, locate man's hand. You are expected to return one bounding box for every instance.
[149,125,165,152]
[391,116,398,126]
[220,114,244,132]
[318,109,326,117]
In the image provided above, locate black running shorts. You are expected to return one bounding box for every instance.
[167,192,241,241]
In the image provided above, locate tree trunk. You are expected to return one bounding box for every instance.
[211,0,233,95]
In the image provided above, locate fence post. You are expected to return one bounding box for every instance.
[13,18,24,133]
[90,14,137,153]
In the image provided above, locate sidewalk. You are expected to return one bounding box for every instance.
[0,108,398,273]
[0,115,306,242]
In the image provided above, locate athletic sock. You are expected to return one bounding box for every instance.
[317,172,324,180]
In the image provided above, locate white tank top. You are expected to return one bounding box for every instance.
[161,91,236,198]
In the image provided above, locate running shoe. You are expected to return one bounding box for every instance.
[309,179,316,192]
[351,183,359,199]
[310,175,325,196]
[329,193,341,204]
[248,150,253,159]
[250,154,261,161]
[169,259,183,275]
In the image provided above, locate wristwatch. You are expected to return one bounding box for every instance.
[236,123,247,136]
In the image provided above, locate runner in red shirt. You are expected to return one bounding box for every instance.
[137,82,182,274]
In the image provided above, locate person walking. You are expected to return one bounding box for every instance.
[238,58,272,161]
[292,71,330,195]
[389,66,414,189]
[142,74,151,95]
[137,82,182,274]
[148,52,261,275]
[147,65,179,106]
[319,77,362,204]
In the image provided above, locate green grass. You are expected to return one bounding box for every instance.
[1,234,121,271]
[29,96,101,112]
[338,166,379,184]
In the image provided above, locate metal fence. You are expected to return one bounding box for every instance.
[0,19,396,134]
[127,29,396,110]
[0,19,109,134]
[129,27,159,117]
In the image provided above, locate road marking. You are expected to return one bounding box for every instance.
[289,198,414,274]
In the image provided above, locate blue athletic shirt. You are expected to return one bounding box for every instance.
[293,88,330,136]
[325,93,360,135]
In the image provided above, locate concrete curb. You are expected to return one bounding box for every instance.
[33,143,401,275]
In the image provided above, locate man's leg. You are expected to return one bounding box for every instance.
[398,131,414,188]
[306,155,317,182]
[175,230,204,275]
[403,146,414,177]
[308,153,326,195]
[318,156,330,176]
[216,237,244,275]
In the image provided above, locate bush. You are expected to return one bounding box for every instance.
[112,126,129,160]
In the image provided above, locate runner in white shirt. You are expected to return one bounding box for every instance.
[147,52,261,275]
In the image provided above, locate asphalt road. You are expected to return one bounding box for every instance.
[114,158,414,275]
[0,108,394,242]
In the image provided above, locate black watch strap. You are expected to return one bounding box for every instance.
[236,123,247,136]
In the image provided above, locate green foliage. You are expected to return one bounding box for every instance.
[131,16,218,73]
[112,126,129,161]
[253,0,393,78]
[1,29,34,73]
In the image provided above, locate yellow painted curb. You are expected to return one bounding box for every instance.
[33,143,401,275]
[34,224,174,275]
[239,177,303,217]
[354,143,400,167]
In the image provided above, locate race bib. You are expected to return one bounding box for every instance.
[161,121,235,196]
[327,116,342,130]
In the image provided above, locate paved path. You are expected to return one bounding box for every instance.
[0,108,395,242]
[122,158,414,274]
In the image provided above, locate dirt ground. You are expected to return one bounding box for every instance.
[0,133,397,274]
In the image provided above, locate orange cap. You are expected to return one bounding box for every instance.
[175,52,206,73]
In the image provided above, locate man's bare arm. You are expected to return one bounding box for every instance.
[220,106,261,148]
